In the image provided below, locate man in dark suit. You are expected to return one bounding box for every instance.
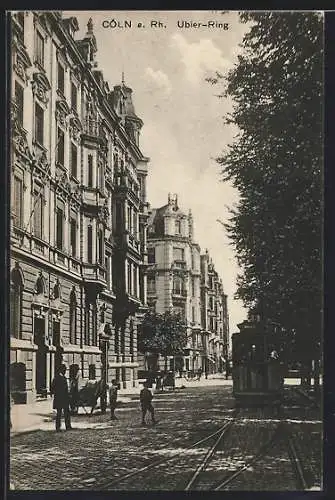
[50,364,72,432]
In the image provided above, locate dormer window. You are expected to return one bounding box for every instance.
[175,219,181,235]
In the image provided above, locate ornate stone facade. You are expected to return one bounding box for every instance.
[10,12,149,403]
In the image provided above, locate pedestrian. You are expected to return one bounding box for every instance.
[156,374,162,392]
[197,367,203,381]
[109,379,119,420]
[69,365,80,414]
[50,363,72,432]
[140,382,157,425]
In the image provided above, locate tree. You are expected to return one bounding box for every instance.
[138,310,188,371]
[208,12,323,379]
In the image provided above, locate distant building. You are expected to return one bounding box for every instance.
[144,194,229,375]
[200,251,229,374]
[10,12,149,403]
[144,194,203,373]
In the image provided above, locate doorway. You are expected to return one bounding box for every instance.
[34,318,47,396]
[53,320,62,376]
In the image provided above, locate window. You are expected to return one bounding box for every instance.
[71,82,77,110]
[147,247,155,264]
[98,228,103,264]
[56,207,64,249]
[69,290,77,344]
[133,265,137,297]
[175,219,181,235]
[88,154,93,187]
[92,304,97,346]
[127,205,132,233]
[57,63,65,94]
[87,224,93,263]
[173,247,184,261]
[10,269,23,339]
[105,254,111,289]
[33,190,43,239]
[15,82,24,126]
[70,143,77,178]
[127,262,132,294]
[173,276,184,295]
[98,162,104,191]
[192,306,195,323]
[89,364,96,380]
[129,322,134,355]
[70,217,77,257]
[56,128,64,166]
[147,276,156,294]
[192,278,195,297]
[13,176,23,227]
[34,103,44,145]
[35,31,44,67]
[133,211,137,238]
[84,306,90,345]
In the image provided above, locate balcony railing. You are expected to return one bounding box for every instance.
[173,260,187,269]
[84,119,100,137]
[172,289,187,299]
[82,263,106,285]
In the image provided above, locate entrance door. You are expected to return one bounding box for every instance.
[34,318,47,396]
[53,321,62,375]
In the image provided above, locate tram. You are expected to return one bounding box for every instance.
[232,316,285,406]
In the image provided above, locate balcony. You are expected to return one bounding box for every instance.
[82,262,106,289]
[81,187,106,209]
[124,232,141,254]
[172,289,187,300]
[82,119,105,143]
[172,260,187,270]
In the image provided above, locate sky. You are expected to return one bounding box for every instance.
[67,10,249,336]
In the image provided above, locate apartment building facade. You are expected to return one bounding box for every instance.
[200,251,229,374]
[10,12,149,403]
[145,194,211,374]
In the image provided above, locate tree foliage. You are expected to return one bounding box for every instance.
[210,12,323,355]
[138,310,188,358]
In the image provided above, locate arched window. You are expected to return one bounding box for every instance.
[10,264,24,339]
[69,288,77,345]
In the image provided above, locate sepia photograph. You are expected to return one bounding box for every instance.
[8,10,323,491]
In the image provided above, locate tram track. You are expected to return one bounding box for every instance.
[101,395,320,491]
[103,411,238,489]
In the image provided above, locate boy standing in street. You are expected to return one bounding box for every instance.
[140,382,157,425]
[109,379,119,420]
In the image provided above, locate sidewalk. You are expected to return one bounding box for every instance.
[11,376,313,436]
[10,377,231,435]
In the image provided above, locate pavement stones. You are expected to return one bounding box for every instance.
[9,383,322,491]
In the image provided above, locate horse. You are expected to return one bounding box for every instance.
[71,379,107,415]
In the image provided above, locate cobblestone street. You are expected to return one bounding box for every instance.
[10,384,322,491]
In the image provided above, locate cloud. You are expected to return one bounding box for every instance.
[143,67,172,96]
[170,33,230,84]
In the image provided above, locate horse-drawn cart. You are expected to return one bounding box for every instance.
[70,379,107,415]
